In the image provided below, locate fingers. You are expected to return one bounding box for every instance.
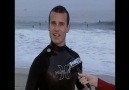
[79,76,89,85]
[78,73,86,77]
[78,73,91,86]
[78,73,86,79]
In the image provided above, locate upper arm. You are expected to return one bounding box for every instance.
[25,58,41,90]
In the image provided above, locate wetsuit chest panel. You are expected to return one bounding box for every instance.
[46,50,77,90]
[48,50,74,80]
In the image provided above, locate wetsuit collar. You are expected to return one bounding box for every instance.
[50,41,66,52]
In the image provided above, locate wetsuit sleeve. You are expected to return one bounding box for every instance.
[25,52,44,90]
[25,57,42,90]
[25,46,51,90]
[96,78,115,90]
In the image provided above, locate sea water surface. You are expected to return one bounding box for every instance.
[15,21,115,77]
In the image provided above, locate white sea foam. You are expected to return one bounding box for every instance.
[15,28,115,76]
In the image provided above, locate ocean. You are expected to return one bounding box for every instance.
[15,18,115,77]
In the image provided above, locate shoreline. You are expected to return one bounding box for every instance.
[15,68,115,90]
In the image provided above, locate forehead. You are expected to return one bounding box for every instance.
[50,11,67,22]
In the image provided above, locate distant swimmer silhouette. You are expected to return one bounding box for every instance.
[32,25,34,28]
[39,22,41,28]
[87,24,88,29]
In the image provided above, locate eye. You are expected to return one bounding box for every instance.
[59,22,65,26]
[51,21,56,25]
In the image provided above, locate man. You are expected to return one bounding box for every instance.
[25,5,86,90]
[78,73,115,90]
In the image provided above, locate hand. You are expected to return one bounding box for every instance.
[78,74,88,87]
[78,73,98,87]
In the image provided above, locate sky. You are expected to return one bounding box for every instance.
[15,0,115,23]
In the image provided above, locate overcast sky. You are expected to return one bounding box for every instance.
[15,0,115,23]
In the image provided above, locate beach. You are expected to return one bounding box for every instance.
[15,68,115,90]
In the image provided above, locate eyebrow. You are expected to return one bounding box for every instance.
[51,21,56,24]
[59,22,65,25]
[51,21,65,25]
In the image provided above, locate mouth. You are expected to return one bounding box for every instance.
[53,33,60,38]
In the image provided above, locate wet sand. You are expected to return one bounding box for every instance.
[15,68,115,90]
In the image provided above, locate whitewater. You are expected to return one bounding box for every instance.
[15,28,115,77]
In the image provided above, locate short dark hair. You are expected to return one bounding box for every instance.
[49,5,70,26]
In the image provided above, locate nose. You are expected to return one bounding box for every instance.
[54,25,60,32]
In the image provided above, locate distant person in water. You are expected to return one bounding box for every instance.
[78,73,115,90]
[32,25,34,28]
[25,5,86,90]
[39,22,41,28]
[87,24,88,29]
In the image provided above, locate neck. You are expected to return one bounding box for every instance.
[50,41,66,51]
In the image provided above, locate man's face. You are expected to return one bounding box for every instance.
[49,11,70,46]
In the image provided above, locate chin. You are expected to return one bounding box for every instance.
[52,40,60,44]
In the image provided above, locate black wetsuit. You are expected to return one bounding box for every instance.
[25,42,84,90]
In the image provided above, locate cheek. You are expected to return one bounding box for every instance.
[49,31,53,38]
[49,26,52,31]
[61,31,67,38]
[49,25,54,30]
[49,28,53,37]
[49,27,54,33]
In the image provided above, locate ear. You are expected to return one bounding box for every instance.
[66,24,70,33]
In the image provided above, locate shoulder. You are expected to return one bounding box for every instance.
[32,45,52,64]
[36,45,52,58]
[65,46,80,58]
[29,45,53,71]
